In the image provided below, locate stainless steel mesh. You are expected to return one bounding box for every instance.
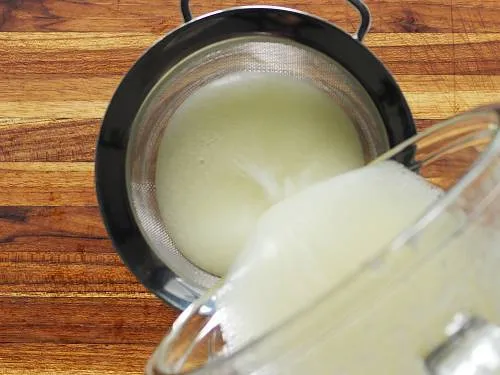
[126,35,390,290]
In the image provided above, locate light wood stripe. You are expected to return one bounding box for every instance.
[0,163,95,206]
[0,32,465,48]
[0,94,489,120]
[1,74,499,100]
[0,76,120,101]
[0,32,158,51]
[0,162,93,171]
[0,101,108,118]
[0,76,498,119]
[405,92,455,119]
[0,32,496,51]
[0,74,494,98]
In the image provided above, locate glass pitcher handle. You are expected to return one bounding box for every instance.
[426,315,500,375]
[179,0,371,41]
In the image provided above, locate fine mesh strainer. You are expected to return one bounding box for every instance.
[96,0,416,309]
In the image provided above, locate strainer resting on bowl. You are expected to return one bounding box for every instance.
[95,0,416,309]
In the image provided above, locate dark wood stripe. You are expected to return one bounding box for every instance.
[0,297,177,344]
[0,343,155,374]
[0,0,461,33]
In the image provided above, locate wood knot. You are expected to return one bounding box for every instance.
[399,9,432,33]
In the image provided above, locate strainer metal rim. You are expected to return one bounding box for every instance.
[95,5,416,309]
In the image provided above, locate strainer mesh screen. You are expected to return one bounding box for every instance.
[126,35,389,290]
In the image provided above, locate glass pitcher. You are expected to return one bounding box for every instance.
[147,104,500,375]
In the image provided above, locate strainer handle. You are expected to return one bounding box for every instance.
[179,0,371,41]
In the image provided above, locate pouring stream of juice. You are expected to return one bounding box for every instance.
[155,72,365,276]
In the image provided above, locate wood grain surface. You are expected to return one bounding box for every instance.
[0,0,499,374]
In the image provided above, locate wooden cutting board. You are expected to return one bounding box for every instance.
[0,0,499,373]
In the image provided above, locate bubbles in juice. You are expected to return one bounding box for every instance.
[155,72,364,276]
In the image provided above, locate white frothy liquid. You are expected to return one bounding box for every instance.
[156,72,364,276]
[217,160,497,375]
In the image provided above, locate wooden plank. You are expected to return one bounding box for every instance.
[0,238,119,264]
[453,75,500,113]
[415,119,435,132]
[0,206,142,296]
[366,33,500,75]
[454,75,500,91]
[0,206,105,239]
[406,92,455,119]
[394,74,500,92]
[189,0,454,33]
[0,0,178,33]
[453,0,500,33]
[1,72,461,120]
[0,297,177,344]
[0,100,108,118]
[0,0,454,33]
[0,32,158,51]
[0,73,497,163]
[366,33,454,75]
[0,76,496,163]
[0,260,146,295]
[0,163,95,206]
[0,33,453,76]
[454,33,500,75]
[0,76,119,101]
[0,118,100,162]
[0,33,153,75]
[368,0,452,33]
[7,74,499,102]
[0,118,474,207]
[0,32,477,76]
[0,50,143,75]
[0,31,455,47]
[365,33,454,46]
[3,74,494,124]
[0,343,153,374]
[396,75,500,117]
[0,118,450,164]
[0,117,443,163]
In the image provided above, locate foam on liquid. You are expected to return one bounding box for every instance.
[156,72,364,276]
[216,160,497,374]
